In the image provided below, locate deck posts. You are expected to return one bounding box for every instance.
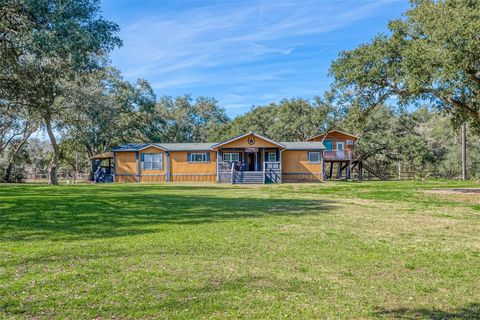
[322,151,327,180]
[359,161,363,181]
[347,160,352,180]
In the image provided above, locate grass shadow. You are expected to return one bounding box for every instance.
[375,303,480,319]
[0,184,337,242]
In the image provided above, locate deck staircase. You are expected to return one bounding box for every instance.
[233,171,264,184]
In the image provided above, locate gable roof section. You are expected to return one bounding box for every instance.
[211,132,285,149]
[138,144,167,151]
[306,130,359,141]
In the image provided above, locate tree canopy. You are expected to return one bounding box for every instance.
[1,0,121,184]
[330,0,480,129]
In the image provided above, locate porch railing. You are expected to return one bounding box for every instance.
[324,150,352,161]
[264,161,281,183]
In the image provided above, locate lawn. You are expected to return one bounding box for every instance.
[1,181,480,319]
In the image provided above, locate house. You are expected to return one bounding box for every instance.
[306,130,360,180]
[92,132,324,184]
[91,130,363,184]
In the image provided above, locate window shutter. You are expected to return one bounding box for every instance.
[187,153,191,162]
[206,153,211,162]
[141,153,145,170]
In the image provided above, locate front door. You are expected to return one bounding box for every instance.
[247,153,255,171]
[336,142,345,159]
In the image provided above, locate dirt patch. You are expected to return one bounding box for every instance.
[424,189,480,205]
[425,188,480,195]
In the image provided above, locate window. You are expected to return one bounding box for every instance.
[308,151,321,163]
[268,152,276,162]
[346,140,354,145]
[189,153,210,163]
[223,153,239,162]
[142,153,163,170]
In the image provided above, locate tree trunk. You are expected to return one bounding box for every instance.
[461,122,467,180]
[44,115,59,185]
[3,130,33,182]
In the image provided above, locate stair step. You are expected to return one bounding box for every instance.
[233,171,265,184]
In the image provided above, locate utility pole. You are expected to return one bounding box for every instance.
[462,122,467,180]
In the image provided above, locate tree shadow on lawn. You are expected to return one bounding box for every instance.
[375,303,480,319]
[0,273,326,318]
[0,189,337,242]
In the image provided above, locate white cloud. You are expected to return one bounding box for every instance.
[107,0,405,114]
[114,0,402,80]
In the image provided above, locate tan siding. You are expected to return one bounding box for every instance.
[170,151,216,174]
[115,175,136,183]
[281,150,323,182]
[170,151,217,182]
[115,152,137,175]
[140,175,167,183]
[282,150,322,173]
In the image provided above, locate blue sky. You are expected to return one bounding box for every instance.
[101,0,409,117]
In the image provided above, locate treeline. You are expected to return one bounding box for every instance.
[2,0,480,183]
[3,94,478,181]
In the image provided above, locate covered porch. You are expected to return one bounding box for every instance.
[212,133,284,184]
[90,152,114,183]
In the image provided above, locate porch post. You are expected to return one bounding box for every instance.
[216,149,220,182]
[112,152,116,183]
[135,151,140,182]
[166,151,171,182]
[262,148,265,184]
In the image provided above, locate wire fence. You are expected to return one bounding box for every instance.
[25,172,90,184]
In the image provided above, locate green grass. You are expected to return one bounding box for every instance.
[1,180,480,319]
